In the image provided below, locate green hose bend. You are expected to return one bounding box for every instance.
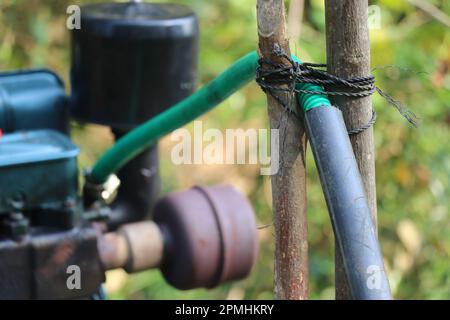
[89,50,331,184]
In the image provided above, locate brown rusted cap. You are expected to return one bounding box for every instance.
[153,185,259,290]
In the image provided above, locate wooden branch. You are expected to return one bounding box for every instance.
[324,0,377,300]
[257,0,308,300]
[409,0,450,28]
[288,0,305,42]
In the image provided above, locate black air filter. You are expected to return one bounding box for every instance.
[70,2,198,129]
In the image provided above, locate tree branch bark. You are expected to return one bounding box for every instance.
[409,0,450,28]
[257,0,308,300]
[324,0,377,300]
[288,0,305,42]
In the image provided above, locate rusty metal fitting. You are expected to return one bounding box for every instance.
[98,221,163,272]
[119,221,164,272]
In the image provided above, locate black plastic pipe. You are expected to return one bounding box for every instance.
[107,129,161,230]
[305,106,391,299]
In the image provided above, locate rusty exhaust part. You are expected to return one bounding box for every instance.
[98,185,259,290]
[154,185,259,290]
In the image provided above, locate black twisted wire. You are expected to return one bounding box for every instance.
[256,47,419,135]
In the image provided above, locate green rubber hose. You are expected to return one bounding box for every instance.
[89,51,331,184]
[292,56,331,111]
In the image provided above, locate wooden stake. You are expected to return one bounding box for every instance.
[287,0,305,42]
[324,0,377,300]
[257,0,308,300]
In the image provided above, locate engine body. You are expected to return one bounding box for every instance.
[0,2,258,300]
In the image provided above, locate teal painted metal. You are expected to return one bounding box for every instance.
[0,130,79,215]
[0,70,68,134]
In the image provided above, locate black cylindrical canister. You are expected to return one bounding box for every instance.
[70,2,198,129]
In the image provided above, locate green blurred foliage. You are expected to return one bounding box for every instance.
[1,0,449,299]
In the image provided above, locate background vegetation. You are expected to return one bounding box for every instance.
[0,0,449,299]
